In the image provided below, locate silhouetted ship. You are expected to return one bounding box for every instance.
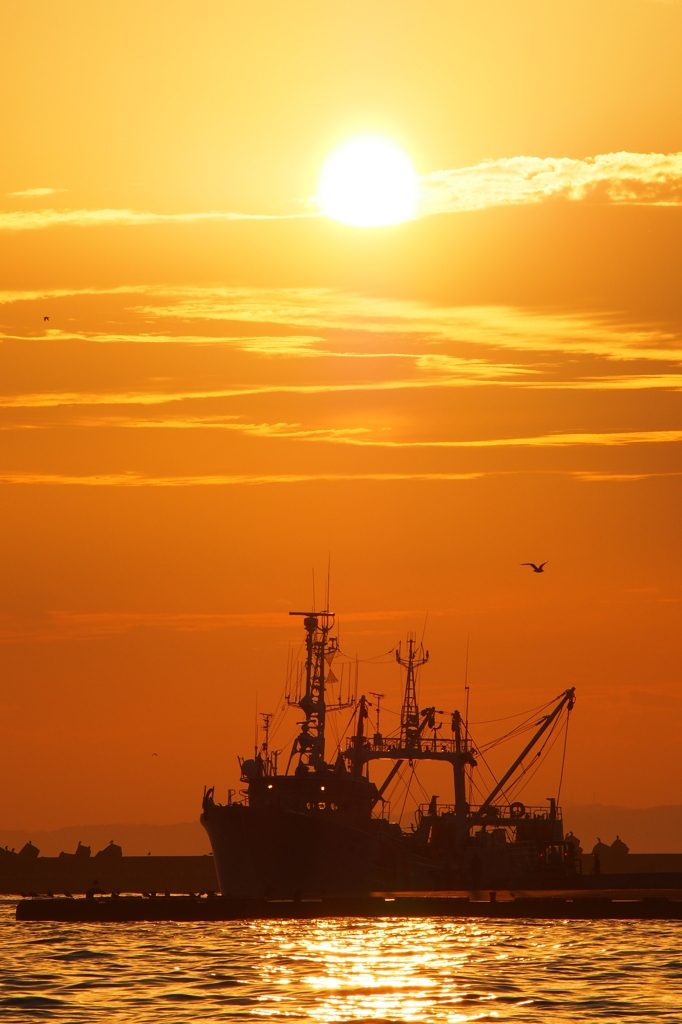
[201,608,579,896]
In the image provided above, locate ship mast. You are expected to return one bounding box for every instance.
[396,635,428,749]
[451,710,470,839]
[287,610,344,774]
[348,634,477,827]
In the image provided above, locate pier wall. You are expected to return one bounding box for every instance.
[0,855,219,895]
[5,852,682,895]
[581,853,682,874]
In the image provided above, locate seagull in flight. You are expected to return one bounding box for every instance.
[521,561,548,573]
[43,316,49,321]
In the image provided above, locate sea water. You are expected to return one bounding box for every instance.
[1,903,681,1022]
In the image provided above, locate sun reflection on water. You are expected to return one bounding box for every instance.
[254,918,525,1022]
[2,906,682,1022]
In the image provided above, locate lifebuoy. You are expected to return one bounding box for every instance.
[509,801,526,819]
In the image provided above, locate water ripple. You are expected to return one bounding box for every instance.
[1,904,682,1022]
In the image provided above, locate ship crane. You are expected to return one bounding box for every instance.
[345,633,575,846]
[469,687,575,827]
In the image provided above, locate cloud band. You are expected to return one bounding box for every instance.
[3,151,682,231]
[418,151,682,214]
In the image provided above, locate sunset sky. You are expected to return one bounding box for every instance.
[1,0,681,833]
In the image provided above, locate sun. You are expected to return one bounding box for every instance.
[317,134,418,227]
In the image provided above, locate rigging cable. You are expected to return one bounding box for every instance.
[466,727,515,807]
[505,713,563,795]
[397,764,417,826]
[556,702,572,806]
[382,762,410,812]
[476,704,559,753]
[336,645,398,663]
[414,770,432,807]
[328,699,361,763]
[470,697,556,727]
[504,711,566,803]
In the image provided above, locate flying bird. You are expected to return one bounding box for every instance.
[521,561,548,573]
[152,752,158,757]
[43,316,49,321]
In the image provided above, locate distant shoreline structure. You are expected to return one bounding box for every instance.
[0,821,211,859]
[4,805,682,859]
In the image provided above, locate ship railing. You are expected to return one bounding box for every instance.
[372,800,391,820]
[416,802,562,821]
[346,736,463,756]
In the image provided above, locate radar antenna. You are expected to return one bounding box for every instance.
[286,610,352,774]
[396,634,429,750]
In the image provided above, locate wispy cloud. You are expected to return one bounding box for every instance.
[106,416,373,442]
[530,374,682,391]
[134,287,682,363]
[0,208,317,232]
[0,471,484,487]
[59,417,682,451]
[2,286,681,415]
[0,286,150,305]
[2,326,528,382]
[2,282,677,369]
[0,468,675,489]
[3,327,327,357]
[419,151,682,214]
[0,376,496,410]
[573,471,682,482]
[5,187,67,198]
[330,428,682,450]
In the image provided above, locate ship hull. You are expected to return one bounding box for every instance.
[201,802,438,897]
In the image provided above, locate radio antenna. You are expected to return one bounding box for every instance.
[369,691,385,738]
[254,691,259,758]
[464,634,470,752]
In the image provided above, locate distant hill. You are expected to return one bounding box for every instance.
[3,806,682,858]
[0,821,210,858]
[563,805,682,853]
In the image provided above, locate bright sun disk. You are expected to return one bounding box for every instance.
[317,134,418,227]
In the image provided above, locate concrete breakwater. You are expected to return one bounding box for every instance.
[16,891,682,923]
[0,841,218,895]
[4,839,682,898]
[581,851,682,874]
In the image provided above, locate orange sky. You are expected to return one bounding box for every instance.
[0,0,680,831]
